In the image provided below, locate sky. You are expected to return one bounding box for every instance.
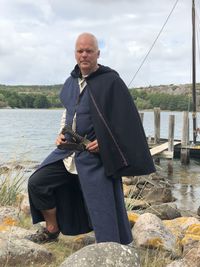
[0,0,200,87]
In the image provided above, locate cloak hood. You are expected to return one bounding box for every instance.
[71,64,118,79]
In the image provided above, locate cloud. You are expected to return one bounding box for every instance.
[0,0,199,86]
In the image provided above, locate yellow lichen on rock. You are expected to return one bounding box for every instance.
[128,212,139,224]
[185,224,200,235]
[163,217,200,239]
[0,224,10,231]
[0,216,17,232]
[73,234,85,243]
[3,216,17,226]
[163,220,182,239]
[181,224,200,245]
[145,237,164,248]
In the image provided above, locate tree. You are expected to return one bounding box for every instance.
[33,95,50,108]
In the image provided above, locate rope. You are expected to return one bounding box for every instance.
[128,0,180,88]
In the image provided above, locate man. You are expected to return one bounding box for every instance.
[27,33,155,245]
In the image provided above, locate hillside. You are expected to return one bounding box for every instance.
[133,83,200,95]
[0,83,199,110]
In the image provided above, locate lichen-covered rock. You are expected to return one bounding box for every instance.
[0,225,34,238]
[0,206,19,225]
[59,242,140,267]
[132,213,181,256]
[181,224,200,252]
[163,216,200,240]
[128,212,140,227]
[0,233,53,266]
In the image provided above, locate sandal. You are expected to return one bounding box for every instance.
[25,227,60,244]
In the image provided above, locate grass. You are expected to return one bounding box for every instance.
[0,167,26,206]
[139,247,173,267]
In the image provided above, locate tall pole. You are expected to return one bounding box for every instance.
[192,0,197,144]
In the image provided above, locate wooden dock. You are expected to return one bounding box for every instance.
[150,141,181,157]
[139,108,196,173]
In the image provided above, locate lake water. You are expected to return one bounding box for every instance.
[0,109,200,212]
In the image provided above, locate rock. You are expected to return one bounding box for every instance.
[0,233,53,266]
[123,184,139,198]
[197,206,200,216]
[167,242,200,267]
[164,216,200,239]
[0,226,34,238]
[181,224,200,253]
[132,213,181,256]
[144,203,181,220]
[166,260,186,267]
[122,176,134,185]
[18,193,30,215]
[125,198,149,210]
[0,166,10,173]
[0,206,19,225]
[141,187,173,204]
[181,244,200,266]
[64,232,96,250]
[128,212,140,227]
[59,242,140,267]
[14,164,24,170]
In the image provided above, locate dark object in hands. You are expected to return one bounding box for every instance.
[57,126,90,151]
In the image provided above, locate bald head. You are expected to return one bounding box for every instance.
[75,33,99,51]
[75,33,100,75]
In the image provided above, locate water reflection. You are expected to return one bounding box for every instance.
[160,159,200,212]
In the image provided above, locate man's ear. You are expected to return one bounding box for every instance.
[97,50,100,58]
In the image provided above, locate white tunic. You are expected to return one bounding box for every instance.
[60,77,87,174]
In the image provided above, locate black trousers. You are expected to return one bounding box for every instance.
[28,160,78,210]
[28,160,133,244]
[28,160,92,235]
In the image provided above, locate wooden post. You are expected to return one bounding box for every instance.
[154,108,160,164]
[139,112,144,124]
[181,111,190,164]
[168,115,175,174]
[154,108,160,144]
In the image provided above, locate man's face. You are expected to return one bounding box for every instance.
[75,36,100,75]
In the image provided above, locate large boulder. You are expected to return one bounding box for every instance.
[0,233,53,266]
[132,213,181,256]
[59,242,140,267]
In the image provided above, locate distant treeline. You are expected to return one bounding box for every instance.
[129,89,193,111]
[0,84,193,110]
[0,84,63,108]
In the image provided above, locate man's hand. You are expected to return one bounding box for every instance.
[56,133,67,146]
[86,139,99,153]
